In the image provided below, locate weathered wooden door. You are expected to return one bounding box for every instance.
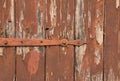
[0,0,120,81]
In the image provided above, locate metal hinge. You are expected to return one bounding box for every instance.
[0,38,86,47]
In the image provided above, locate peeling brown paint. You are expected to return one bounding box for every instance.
[94,48,101,65]
[46,0,60,81]
[75,0,103,81]
[46,0,74,81]
[1,0,120,81]
[76,45,87,73]
[96,24,103,45]
[116,0,120,8]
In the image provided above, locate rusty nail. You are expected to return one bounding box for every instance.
[8,20,12,22]
[45,27,49,30]
[21,41,23,44]
[103,32,106,36]
[40,41,43,43]
[4,40,8,45]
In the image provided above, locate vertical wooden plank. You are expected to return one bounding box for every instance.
[46,0,60,81]
[0,0,15,81]
[15,0,45,81]
[59,0,74,80]
[104,0,120,81]
[75,0,89,80]
[90,1,103,81]
[75,0,104,81]
[46,0,75,81]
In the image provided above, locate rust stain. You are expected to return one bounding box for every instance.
[0,38,85,47]
[27,50,40,75]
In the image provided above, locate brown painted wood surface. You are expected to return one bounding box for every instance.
[75,0,104,81]
[2,0,120,81]
[104,0,120,81]
[46,0,75,81]
[15,0,45,81]
[0,0,15,81]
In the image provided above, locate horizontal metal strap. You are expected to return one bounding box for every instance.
[0,38,86,47]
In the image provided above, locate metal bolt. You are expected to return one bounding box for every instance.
[61,39,68,47]
[40,41,43,43]
[21,41,23,44]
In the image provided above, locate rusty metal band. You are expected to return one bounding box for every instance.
[0,38,86,47]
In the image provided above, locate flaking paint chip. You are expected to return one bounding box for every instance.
[116,0,120,8]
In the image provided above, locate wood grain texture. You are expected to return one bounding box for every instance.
[46,0,75,81]
[0,0,15,81]
[15,0,45,81]
[104,0,120,81]
[75,0,104,81]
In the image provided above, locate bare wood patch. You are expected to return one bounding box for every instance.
[116,0,120,8]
